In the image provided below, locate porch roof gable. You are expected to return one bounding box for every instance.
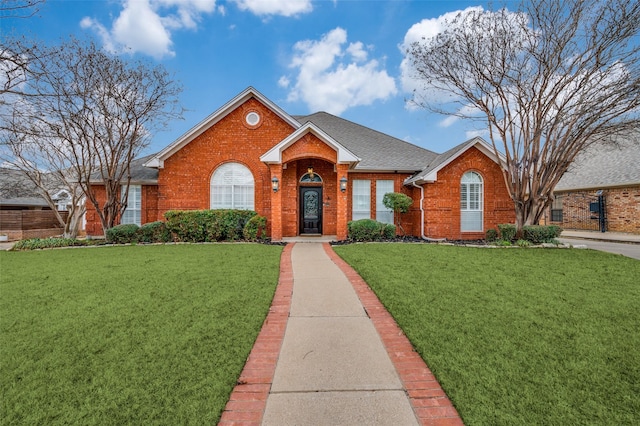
[260,122,361,165]
[405,137,504,184]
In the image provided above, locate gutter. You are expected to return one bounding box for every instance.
[412,181,446,242]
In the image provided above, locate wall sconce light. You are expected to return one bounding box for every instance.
[340,176,348,192]
[271,176,279,192]
[307,166,314,179]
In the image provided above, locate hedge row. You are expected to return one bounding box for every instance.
[347,219,396,242]
[487,224,562,244]
[105,210,268,244]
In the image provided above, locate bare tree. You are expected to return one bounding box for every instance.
[0,131,86,238]
[405,0,640,233]
[1,38,182,235]
[0,0,45,19]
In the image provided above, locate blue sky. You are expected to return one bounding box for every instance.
[4,0,497,156]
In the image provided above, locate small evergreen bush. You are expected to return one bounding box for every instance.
[243,215,267,241]
[106,224,140,244]
[485,228,499,242]
[348,219,396,242]
[498,223,517,242]
[522,225,562,244]
[137,221,172,243]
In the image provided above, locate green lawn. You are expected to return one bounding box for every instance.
[0,244,283,425]
[333,244,640,425]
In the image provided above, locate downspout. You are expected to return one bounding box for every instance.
[412,181,446,242]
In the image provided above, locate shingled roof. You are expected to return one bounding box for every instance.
[555,130,640,192]
[294,112,438,172]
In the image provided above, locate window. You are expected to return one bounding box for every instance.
[300,173,322,183]
[210,163,254,210]
[461,172,483,232]
[352,180,371,220]
[551,195,563,222]
[121,185,141,226]
[376,180,394,224]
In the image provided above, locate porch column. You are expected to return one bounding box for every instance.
[269,164,283,241]
[336,164,349,241]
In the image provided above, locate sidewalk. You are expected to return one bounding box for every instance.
[219,243,462,426]
[560,230,640,244]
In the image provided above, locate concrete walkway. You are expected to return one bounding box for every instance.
[219,243,462,425]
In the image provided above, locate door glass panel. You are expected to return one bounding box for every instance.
[304,191,319,219]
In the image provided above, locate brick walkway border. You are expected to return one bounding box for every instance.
[220,242,463,425]
[218,243,294,426]
[323,243,464,426]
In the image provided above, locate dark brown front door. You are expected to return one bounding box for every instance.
[300,187,322,234]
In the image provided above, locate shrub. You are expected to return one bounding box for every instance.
[485,228,499,242]
[516,239,532,247]
[12,238,88,251]
[164,209,258,242]
[106,224,140,244]
[243,215,267,241]
[522,225,563,244]
[137,221,172,243]
[348,219,396,242]
[498,223,517,242]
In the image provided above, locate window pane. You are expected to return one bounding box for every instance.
[376,180,394,224]
[352,180,371,220]
[211,163,254,210]
[460,172,482,231]
[121,185,141,226]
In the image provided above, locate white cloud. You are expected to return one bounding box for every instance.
[399,6,484,96]
[231,0,312,17]
[283,27,397,115]
[81,0,217,59]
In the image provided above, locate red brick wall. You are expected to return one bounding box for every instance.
[85,184,158,236]
[157,98,297,235]
[549,186,640,234]
[420,147,514,240]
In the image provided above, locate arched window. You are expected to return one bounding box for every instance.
[300,172,322,183]
[461,171,483,231]
[210,163,254,210]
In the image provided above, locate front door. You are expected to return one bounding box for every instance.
[300,187,322,234]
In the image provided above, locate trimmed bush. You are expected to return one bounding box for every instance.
[498,223,517,242]
[348,219,396,242]
[106,224,140,244]
[164,209,258,242]
[522,225,563,244]
[485,228,499,242]
[137,221,172,243]
[243,215,267,241]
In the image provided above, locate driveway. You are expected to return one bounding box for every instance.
[559,238,640,260]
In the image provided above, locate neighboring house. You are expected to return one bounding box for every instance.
[546,130,640,234]
[85,87,514,240]
[0,168,72,240]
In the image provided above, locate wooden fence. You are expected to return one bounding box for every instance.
[0,210,67,231]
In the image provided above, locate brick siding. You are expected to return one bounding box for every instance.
[85,97,517,241]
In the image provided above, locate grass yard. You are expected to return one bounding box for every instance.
[0,244,283,425]
[333,244,640,425]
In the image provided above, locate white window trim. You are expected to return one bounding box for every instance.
[376,180,394,224]
[461,172,483,232]
[352,179,371,220]
[210,163,255,210]
[121,185,141,226]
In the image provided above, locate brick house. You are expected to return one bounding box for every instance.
[85,87,515,240]
[546,130,640,234]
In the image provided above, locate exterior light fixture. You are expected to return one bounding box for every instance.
[307,166,314,179]
[271,176,279,192]
[340,176,348,192]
